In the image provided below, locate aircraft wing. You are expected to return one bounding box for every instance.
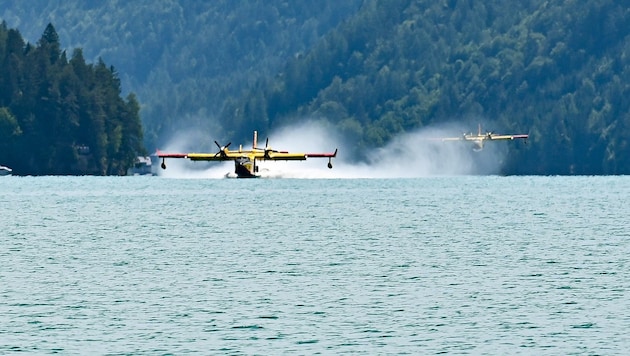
[488,134,529,140]
[187,152,249,161]
[157,148,337,162]
[156,151,189,159]
[263,149,337,161]
[156,151,246,161]
[241,148,336,161]
[263,152,307,161]
[306,149,338,158]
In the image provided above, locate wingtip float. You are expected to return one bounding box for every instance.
[157,131,338,178]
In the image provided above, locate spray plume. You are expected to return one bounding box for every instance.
[157,121,506,179]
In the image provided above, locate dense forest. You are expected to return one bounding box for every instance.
[0,0,364,151]
[2,0,630,175]
[0,22,144,175]
[227,0,630,174]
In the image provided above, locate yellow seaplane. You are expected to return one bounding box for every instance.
[433,124,528,151]
[157,131,337,178]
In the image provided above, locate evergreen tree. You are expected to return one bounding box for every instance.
[0,23,145,175]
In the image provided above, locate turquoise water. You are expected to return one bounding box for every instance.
[1,176,629,354]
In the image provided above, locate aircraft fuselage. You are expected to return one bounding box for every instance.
[234,157,259,178]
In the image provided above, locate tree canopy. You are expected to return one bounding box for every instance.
[226,0,630,174]
[3,0,630,175]
[1,0,364,151]
[0,22,144,175]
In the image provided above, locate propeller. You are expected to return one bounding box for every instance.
[214,140,231,158]
[262,137,279,159]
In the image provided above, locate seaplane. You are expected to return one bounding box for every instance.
[157,130,337,178]
[432,124,528,151]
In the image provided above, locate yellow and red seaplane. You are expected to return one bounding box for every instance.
[157,131,337,178]
[433,124,528,151]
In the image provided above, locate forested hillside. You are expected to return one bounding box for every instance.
[1,0,363,150]
[229,0,630,174]
[2,0,630,175]
[0,23,143,175]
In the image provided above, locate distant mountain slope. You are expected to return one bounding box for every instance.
[227,0,630,174]
[1,0,363,147]
[3,0,630,174]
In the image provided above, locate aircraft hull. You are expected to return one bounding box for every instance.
[234,160,259,178]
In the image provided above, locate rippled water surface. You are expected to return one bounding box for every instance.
[1,176,629,354]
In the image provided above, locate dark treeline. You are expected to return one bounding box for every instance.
[225,0,630,175]
[3,1,630,175]
[0,0,364,151]
[0,22,144,175]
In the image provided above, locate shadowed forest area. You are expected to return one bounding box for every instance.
[2,0,629,175]
[0,23,143,175]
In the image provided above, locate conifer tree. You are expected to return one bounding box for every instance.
[0,23,145,175]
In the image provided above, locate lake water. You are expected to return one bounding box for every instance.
[1,175,629,354]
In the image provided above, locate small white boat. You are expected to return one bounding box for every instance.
[0,165,12,176]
